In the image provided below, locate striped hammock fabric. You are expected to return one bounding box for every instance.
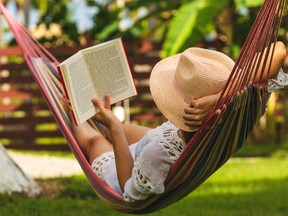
[0,0,285,213]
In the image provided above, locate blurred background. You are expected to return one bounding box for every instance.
[1,0,288,149]
[0,1,288,216]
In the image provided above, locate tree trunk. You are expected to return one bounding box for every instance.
[0,143,41,197]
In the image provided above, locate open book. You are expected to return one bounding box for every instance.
[57,38,137,125]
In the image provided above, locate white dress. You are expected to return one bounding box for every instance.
[91,121,185,201]
[91,69,288,202]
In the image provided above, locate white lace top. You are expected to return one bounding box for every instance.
[123,121,186,202]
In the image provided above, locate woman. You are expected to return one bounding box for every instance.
[64,41,287,202]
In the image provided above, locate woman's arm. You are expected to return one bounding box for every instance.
[254,41,286,82]
[92,95,133,192]
[103,123,151,145]
[183,91,221,129]
[183,42,286,129]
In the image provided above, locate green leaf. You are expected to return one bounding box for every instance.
[234,0,264,8]
[97,21,120,40]
[34,0,49,14]
[162,0,230,57]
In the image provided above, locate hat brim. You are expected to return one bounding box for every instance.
[150,54,195,132]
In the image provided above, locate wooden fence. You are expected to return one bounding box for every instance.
[0,42,166,151]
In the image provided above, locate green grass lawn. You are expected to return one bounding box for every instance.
[1,144,288,216]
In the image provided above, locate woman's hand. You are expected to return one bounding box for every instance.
[92,94,121,129]
[93,95,133,192]
[183,92,221,128]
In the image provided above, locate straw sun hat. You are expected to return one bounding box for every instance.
[150,47,235,132]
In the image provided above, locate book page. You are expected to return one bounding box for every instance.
[61,54,97,124]
[82,39,136,104]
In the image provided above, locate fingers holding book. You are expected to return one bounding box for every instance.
[92,94,121,129]
[92,93,111,111]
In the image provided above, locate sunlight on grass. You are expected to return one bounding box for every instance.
[212,157,288,182]
[201,158,287,195]
[162,157,288,216]
[1,147,288,216]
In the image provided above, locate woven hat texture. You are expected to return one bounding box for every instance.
[150,48,235,132]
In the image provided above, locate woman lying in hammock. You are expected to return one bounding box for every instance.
[63,41,287,202]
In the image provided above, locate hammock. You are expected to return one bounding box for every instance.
[0,0,285,213]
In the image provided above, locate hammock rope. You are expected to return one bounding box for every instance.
[0,0,285,213]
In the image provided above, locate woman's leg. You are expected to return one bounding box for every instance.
[61,95,152,163]
[61,97,113,164]
[71,121,113,164]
